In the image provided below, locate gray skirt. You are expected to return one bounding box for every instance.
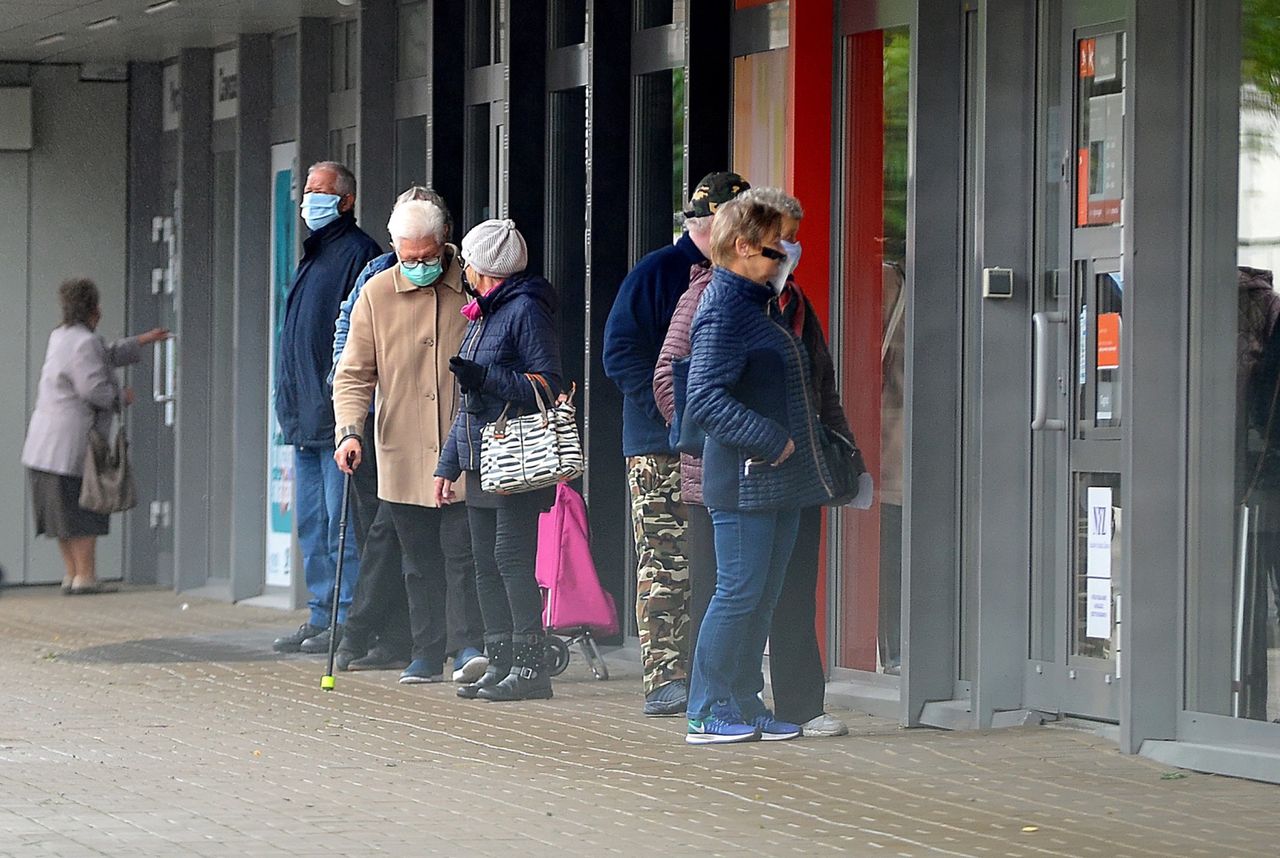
[29,469,110,539]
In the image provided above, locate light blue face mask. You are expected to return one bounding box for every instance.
[300,192,341,231]
[401,258,443,287]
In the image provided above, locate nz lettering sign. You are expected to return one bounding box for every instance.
[213,49,238,121]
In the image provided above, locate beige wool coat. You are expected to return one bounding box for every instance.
[333,247,469,507]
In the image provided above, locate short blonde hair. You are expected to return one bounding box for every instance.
[709,198,784,267]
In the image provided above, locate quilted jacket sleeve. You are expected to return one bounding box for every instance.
[480,298,564,408]
[654,264,711,425]
[687,302,790,463]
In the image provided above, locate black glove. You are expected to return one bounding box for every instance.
[449,356,487,393]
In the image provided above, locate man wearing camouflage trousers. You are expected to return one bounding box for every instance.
[604,172,750,715]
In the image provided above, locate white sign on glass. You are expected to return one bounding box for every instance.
[1086,486,1112,579]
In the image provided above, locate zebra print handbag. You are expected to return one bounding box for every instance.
[480,375,584,494]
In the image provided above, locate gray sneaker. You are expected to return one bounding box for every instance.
[643,679,688,716]
[800,713,849,737]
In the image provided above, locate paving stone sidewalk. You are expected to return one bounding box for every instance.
[0,587,1275,857]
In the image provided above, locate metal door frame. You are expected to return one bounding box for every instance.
[1027,1,1129,723]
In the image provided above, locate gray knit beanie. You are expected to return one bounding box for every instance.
[461,218,528,278]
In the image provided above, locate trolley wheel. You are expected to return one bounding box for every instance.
[579,633,609,681]
[545,635,570,676]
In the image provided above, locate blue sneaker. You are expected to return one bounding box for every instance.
[749,710,801,741]
[644,679,689,716]
[398,659,444,684]
[686,703,761,745]
[452,647,489,683]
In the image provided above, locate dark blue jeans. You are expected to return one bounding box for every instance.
[295,446,361,626]
[687,506,801,721]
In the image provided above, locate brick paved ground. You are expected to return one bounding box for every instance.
[0,588,1276,857]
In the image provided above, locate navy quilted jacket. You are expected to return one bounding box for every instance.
[436,273,563,480]
[687,266,834,511]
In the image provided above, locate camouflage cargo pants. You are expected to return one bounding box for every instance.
[627,454,689,694]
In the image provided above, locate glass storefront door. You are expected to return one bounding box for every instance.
[836,19,909,675]
[1028,4,1129,722]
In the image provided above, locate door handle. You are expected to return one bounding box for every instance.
[1031,311,1067,431]
[153,337,176,404]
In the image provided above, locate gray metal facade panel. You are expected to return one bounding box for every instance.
[1120,0,1191,753]
[173,47,214,594]
[901,0,965,727]
[123,61,166,588]
[229,33,272,604]
[970,0,1037,727]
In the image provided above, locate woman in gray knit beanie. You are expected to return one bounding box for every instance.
[435,218,564,702]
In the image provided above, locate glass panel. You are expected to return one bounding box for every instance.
[1074,33,1125,228]
[468,0,493,69]
[330,21,347,93]
[1227,1,1280,721]
[552,0,587,48]
[731,47,789,191]
[1072,473,1120,660]
[465,104,492,228]
[271,33,297,108]
[1030,7,1066,663]
[635,0,675,30]
[398,1,431,81]
[346,21,359,91]
[672,66,686,243]
[837,27,909,673]
[395,116,428,191]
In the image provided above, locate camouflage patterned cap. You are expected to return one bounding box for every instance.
[683,171,750,218]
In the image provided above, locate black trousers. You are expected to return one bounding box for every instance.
[467,490,548,639]
[342,412,410,654]
[342,502,411,654]
[386,501,483,664]
[688,503,827,725]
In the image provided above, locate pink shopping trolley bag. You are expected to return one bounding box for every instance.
[536,482,620,636]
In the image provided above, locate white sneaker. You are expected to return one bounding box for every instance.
[800,713,849,737]
[451,652,489,683]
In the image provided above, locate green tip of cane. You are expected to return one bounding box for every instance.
[321,675,335,690]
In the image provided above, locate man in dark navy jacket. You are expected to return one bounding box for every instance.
[272,161,382,654]
[603,171,748,715]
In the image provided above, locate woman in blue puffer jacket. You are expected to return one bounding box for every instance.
[683,197,836,745]
[434,218,563,703]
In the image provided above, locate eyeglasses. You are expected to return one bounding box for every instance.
[759,245,787,262]
[400,256,440,269]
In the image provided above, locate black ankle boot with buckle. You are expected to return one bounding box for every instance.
[458,636,512,699]
[477,633,553,701]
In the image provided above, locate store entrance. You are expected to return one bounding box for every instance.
[1027,4,1129,722]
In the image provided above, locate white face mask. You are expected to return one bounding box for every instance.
[766,240,802,295]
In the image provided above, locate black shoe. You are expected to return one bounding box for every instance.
[347,644,411,672]
[299,624,342,655]
[334,645,362,672]
[478,634,552,702]
[458,637,512,699]
[272,623,325,653]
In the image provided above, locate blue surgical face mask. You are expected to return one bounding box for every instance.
[401,258,443,287]
[300,192,341,231]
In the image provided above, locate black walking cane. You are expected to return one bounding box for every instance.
[321,456,355,691]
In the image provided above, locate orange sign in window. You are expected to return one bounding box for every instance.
[1097,312,1121,370]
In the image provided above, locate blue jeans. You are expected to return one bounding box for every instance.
[687,507,802,721]
[295,447,360,626]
